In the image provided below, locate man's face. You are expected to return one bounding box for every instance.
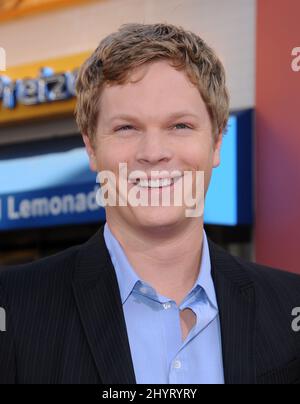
[84,60,222,231]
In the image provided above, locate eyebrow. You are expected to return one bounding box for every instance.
[107,111,200,124]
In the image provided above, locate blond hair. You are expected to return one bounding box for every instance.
[75,23,230,141]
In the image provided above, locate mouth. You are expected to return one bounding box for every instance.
[129,175,183,190]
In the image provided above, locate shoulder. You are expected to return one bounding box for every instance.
[0,226,106,304]
[209,240,300,304]
[235,254,300,296]
[0,243,81,295]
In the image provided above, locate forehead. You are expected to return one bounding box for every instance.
[98,60,206,119]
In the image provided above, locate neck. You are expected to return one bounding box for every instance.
[106,215,204,305]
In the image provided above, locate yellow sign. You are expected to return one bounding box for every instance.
[0,0,99,22]
[0,51,91,126]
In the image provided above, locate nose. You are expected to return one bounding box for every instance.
[135,131,173,165]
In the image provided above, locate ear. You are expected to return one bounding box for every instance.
[212,131,223,168]
[82,133,97,172]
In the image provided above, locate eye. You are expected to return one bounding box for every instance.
[115,125,135,132]
[173,123,192,130]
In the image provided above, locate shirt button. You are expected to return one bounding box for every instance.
[173,360,182,369]
[163,302,172,310]
[139,286,148,294]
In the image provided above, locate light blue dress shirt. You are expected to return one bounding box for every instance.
[104,223,224,384]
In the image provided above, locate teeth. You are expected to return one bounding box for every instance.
[136,178,174,188]
[134,176,183,188]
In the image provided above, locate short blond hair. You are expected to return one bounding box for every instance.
[75,23,230,141]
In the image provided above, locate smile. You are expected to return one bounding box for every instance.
[133,176,183,189]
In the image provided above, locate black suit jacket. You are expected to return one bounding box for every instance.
[0,224,300,384]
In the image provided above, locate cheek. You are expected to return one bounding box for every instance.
[184,144,215,192]
[95,142,132,172]
[183,142,214,171]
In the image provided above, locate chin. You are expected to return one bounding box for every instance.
[131,206,186,230]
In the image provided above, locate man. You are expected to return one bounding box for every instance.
[0,23,300,385]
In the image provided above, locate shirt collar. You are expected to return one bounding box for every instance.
[190,229,218,309]
[103,222,218,309]
[104,223,140,304]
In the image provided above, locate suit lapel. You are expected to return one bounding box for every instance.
[208,240,257,384]
[72,225,136,384]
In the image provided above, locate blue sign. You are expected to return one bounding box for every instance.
[0,183,105,231]
[0,147,105,231]
[205,109,253,225]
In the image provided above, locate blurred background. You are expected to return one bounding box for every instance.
[0,0,299,275]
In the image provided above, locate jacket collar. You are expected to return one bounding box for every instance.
[72,225,136,384]
[208,239,256,384]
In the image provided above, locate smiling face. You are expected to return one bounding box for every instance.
[83,60,223,233]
